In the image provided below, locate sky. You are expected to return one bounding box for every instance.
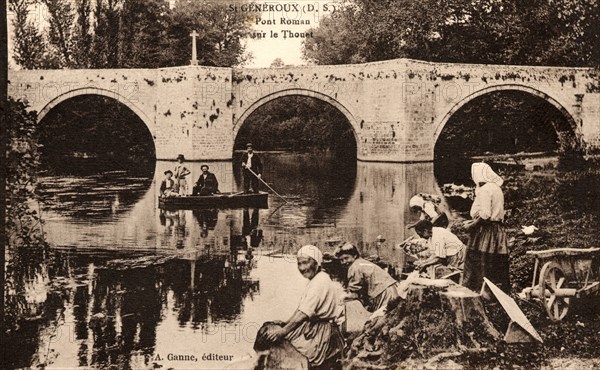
[242,0,335,67]
[7,0,338,69]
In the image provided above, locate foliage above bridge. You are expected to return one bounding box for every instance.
[303,0,599,68]
[8,0,255,70]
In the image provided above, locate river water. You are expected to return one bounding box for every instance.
[10,152,470,369]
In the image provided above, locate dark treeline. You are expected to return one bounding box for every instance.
[9,0,254,69]
[234,96,357,156]
[303,0,599,68]
[436,91,580,158]
[10,0,600,158]
[302,0,598,157]
[5,99,49,335]
[9,0,255,171]
[38,95,156,174]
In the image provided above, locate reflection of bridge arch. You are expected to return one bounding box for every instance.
[37,87,155,136]
[433,84,581,149]
[233,88,360,150]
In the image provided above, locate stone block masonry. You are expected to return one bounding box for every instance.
[8,59,600,162]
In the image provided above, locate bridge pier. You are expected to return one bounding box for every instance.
[7,59,599,162]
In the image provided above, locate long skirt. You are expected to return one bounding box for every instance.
[462,221,510,293]
[286,320,344,367]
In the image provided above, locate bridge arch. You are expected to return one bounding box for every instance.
[433,84,582,150]
[37,87,154,136]
[233,88,360,150]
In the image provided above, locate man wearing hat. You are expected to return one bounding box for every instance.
[193,164,220,195]
[174,154,191,195]
[241,143,263,193]
[159,170,177,197]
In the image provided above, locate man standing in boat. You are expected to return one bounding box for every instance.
[174,154,191,195]
[241,143,263,193]
[193,164,220,195]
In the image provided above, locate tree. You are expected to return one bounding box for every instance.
[234,96,356,155]
[119,0,169,68]
[72,0,92,67]
[10,0,253,69]
[303,0,600,67]
[303,4,366,65]
[434,91,574,158]
[164,0,253,67]
[5,98,46,249]
[90,0,122,68]
[38,95,156,173]
[303,0,598,157]
[270,58,285,68]
[43,0,75,67]
[4,98,51,339]
[8,0,50,69]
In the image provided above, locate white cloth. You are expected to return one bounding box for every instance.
[422,202,438,219]
[470,182,505,221]
[428,227,464,258]
[288,271,344,366]
[410,195,438,219]
[409,195,424,208]
[297,271,341,319]
[471,162,503,186]
[297,245,323,266]
[174,163,189,179]
[246,153,253,168]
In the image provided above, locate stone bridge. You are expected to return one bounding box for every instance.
[8,59,600,162]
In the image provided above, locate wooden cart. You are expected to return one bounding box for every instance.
[520,247,600,321]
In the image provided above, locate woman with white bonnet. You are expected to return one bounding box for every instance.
[462,162,510,293]
[408,193,449,228]
[264,245,344,370]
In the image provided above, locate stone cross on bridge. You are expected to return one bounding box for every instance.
[190,30,199,66]
[7,59,600,162]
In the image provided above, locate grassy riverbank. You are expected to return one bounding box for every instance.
[350,158,600,369]
[457,158,600,367]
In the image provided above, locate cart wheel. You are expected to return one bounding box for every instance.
[539,261,570,321]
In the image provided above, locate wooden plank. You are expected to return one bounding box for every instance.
[482,278,543,343]
[580,281,600,295]
[526,247,600,258]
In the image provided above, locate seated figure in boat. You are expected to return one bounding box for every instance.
[408,193,449,228]
[159,170,178,197]
[335,242,399,313]
[192,164,220,195]
[261,245,345,370]
[411,219,465,274]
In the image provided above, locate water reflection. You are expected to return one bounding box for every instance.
[21,153,459,368]
[8,250,263,369]
[242,208,262,249]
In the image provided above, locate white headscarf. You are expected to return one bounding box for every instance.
[409,195,425,209]
[297,245,323,266]
[471,162,503,187]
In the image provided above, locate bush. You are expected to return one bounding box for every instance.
[4,98,49,335]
